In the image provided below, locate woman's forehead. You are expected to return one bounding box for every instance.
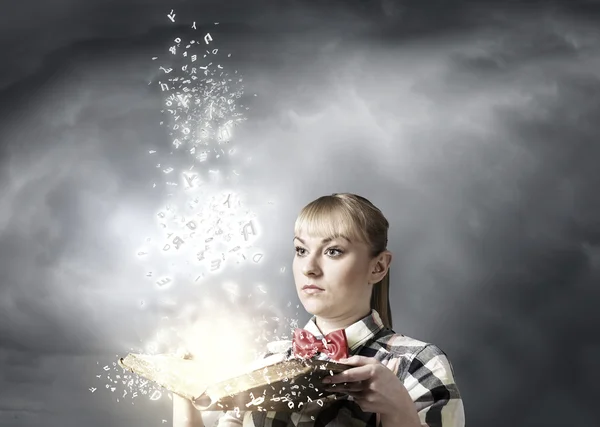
[294,224,366,245]
[295,210,369,242]
[294,233,351,244]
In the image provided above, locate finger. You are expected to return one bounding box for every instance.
[191,395,212,410]
[338,355,378,366]
[350,393,372,411]
[348,389,369,399]
[325,381,364,393]
[175,347,193,360]
[322,365,373,384]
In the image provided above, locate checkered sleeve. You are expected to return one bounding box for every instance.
[403,345,465,427]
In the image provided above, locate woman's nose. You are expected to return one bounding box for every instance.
[302,256,321,276]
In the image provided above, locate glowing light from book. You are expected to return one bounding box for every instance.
[94,14,299,407]
[177,313,262,382]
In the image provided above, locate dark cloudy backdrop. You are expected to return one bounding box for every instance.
[1,0,599,426]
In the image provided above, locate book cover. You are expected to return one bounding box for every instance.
[118,353,352,411]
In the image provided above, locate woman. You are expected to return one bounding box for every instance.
[174,193,465,427]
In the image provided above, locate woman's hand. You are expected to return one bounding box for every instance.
[322,355,421,426]
[175,347,195,360]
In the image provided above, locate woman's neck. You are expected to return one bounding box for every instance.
[315,309,371,336]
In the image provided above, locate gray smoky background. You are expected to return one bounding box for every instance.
[0,1,598,426]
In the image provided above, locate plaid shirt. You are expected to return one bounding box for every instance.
[215,310,464,427]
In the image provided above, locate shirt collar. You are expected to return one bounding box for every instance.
[302,309,385,351]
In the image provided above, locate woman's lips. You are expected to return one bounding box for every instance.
[302,285,324,294]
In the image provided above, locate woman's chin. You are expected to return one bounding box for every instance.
[300,299,329,316]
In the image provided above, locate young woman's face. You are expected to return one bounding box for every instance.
[292,231,375,320]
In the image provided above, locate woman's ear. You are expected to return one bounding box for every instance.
[369,251,392,284]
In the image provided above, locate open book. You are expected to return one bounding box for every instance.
[118,353,352,411]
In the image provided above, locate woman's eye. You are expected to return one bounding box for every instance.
[326,248,343,256]
[295,246,306,256]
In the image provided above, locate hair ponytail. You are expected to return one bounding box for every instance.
[370,269,393,330]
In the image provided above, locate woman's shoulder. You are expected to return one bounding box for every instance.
[372,329,452,364]
[371,330,458,382]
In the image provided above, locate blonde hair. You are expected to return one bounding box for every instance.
[294,193,393,329]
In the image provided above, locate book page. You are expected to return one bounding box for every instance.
[119,353,352,411]
[198,358,351,411]
[119,353,213,400]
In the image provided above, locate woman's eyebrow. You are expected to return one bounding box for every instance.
[293,236,351,244]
